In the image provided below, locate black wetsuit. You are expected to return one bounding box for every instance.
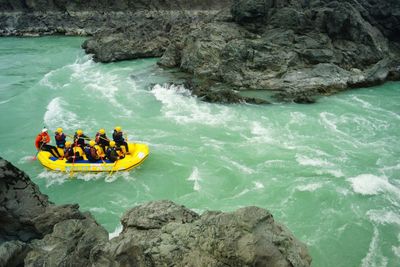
[84,146,100,163]
[96,133,110,151]
[112,130,129,152]
[64,147,82,163]
[106,147,120,162]
[73,133,89,148]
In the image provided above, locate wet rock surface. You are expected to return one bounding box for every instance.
[0,157,311,266]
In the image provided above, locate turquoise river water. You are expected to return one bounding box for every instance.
[0,37,399,267]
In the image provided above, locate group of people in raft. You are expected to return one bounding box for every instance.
[35,126,129,163]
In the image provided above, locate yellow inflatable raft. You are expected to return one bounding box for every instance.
[37,143,149,172]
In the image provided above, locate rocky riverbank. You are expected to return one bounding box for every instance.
[0,157,311,266]
[1,0,399,103]
[82,0,400,103]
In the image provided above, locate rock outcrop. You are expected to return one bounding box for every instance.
[0,0,231,36]
[82,0,400,102]
[0,157,311,266]
[2,1,398,102]
[0,158,108,267]
[91,201,311,266]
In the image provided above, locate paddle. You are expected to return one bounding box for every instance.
[33,142,44,160]
[109,158,118,176]
[108,146,122,176]
[69,139,79,178]
[95,145,106,165]
[67,134,91,141]
[98,135,110,142]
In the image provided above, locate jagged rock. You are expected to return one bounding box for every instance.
[0,158,50,242]
[0,0,232,37]
[166,0,399,98]
[32,204,88,235]
[91,200,311,267]
[0,240,29,267]
[25,218,109,267]
[0,157,108,266]
[0,157,311,266]
[81,11,190,62]
[121,200,200,230]
[181,79,270,104]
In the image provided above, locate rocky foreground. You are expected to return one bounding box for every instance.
[1,0,399,103]
[0,157,311,266]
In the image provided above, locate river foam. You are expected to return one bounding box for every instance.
[187,167,201,191]
[109,224,123,240]
[348,174,400,196]
[37,170,68,187]
[68,55,134,117]
[296,182,324,192]
[367,209,400,225]
[151,84,233,126]
[295,154,334,167]
[361,227,388,267]
[43,97,80,130]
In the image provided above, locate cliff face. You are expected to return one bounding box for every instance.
[0,157,311,267]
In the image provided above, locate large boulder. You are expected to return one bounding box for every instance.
[0,158,50,243]
[157,0,400,102]
[0,157,108,267]
[91,200,311,266]
[25,216,109,267]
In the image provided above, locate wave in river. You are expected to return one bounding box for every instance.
[348,174,400,196]
[151,84,233,126]
[43,97,80,130]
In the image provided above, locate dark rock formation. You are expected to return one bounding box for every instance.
[3,1,398,103]
[0,156,311,266]
[92,201,311,266]
[0,0,231,36]
[0,158,50,243]
[183,80,270,104]
[0,157,108,267]
[83,0,400,102]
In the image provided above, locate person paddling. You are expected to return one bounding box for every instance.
[112,126,129,154]
[95,128,110,153]
[106,141,124,162]
[54,127,66,148]
[63,141,74,162]
[63,141,83,163]
[35,128,62,158]
[84,140,101,163]
[73,129,89,148]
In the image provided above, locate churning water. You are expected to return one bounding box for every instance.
[0,37,399,267]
